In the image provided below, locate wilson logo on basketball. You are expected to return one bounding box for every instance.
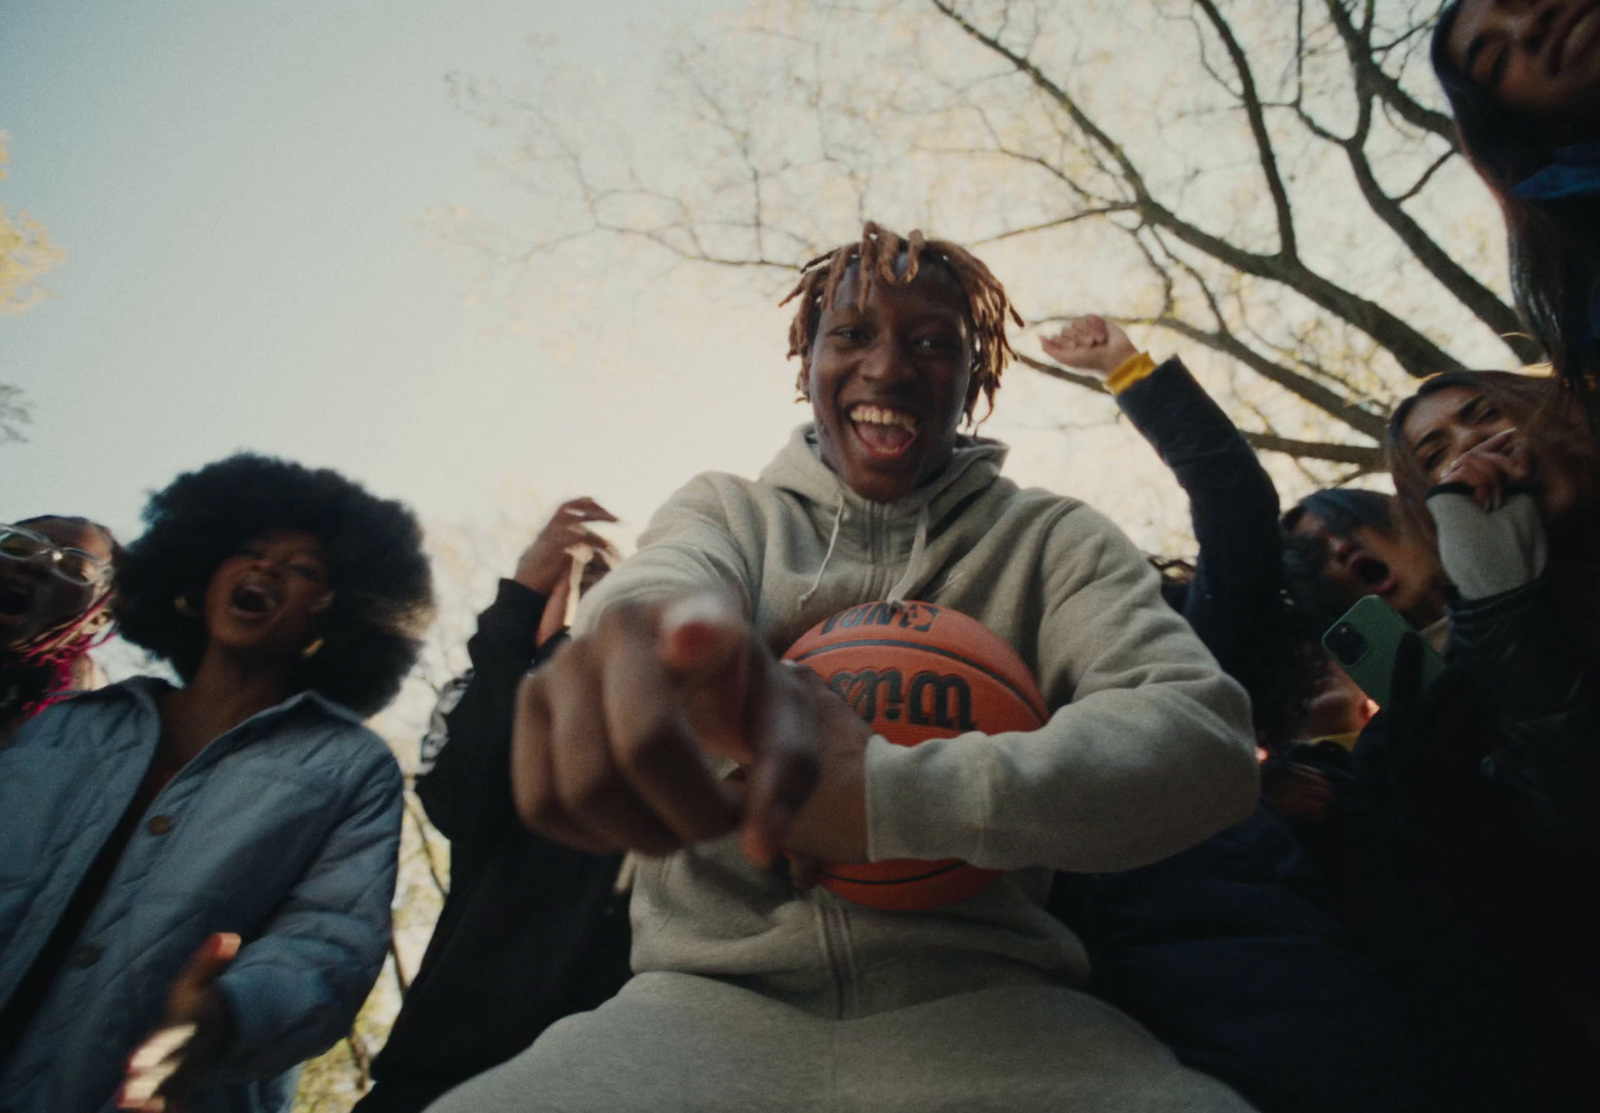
[823,668,977,732]
[819,600,940,636]
[783,601,1048,911]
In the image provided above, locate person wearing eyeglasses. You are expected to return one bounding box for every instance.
[1,516,119,748]
[0,456,434,1113]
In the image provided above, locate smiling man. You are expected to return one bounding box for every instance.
[430,224,1260,1113]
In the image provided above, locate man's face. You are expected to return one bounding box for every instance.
[805,257,977,503]
[1449,0,1600,119]
[1291,511,1447,629]
[0,519,113,650]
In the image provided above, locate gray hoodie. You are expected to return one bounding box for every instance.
[575,425,1257,1016]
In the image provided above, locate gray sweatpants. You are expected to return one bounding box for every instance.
[426,971,1255,1113]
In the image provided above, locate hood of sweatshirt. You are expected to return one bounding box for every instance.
[759,424,1009,512]
[758,424,1010,606]
[569,419,1257,1015]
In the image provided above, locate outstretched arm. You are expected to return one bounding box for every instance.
[1044,317,1281,685]
[512,476,830,868]
[864,503,1259,873]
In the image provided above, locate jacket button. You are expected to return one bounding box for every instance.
[70,944,101,968]
[147,815,174,835]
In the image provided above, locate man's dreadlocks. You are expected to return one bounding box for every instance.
[780,222,1023,420]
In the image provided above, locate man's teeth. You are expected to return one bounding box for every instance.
[851,406,917,431]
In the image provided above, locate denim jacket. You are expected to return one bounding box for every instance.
[0,676,403,1113]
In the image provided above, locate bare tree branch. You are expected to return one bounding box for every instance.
[1019,355,1380,467]
[452,0,1518,474]
[1192,0,1299,259]
[1239,431,1382,467]
[1321,6,1541,362]
[928,0,1466,380]
[1323,0,1458,146]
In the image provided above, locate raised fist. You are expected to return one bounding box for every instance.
[1040,315,1139,377]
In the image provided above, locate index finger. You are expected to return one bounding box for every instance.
[1475,429,1517,455]
[738,662,821,869]
[601,606,742,845]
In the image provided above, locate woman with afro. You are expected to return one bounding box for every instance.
[0,453,434,1113]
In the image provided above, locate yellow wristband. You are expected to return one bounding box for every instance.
[1105,351,1158,395]
[1301,731,1362,753]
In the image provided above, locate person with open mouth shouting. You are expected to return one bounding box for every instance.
[0,515,119,748]
[0,453,434,1113]
[428,224,1259,1113]
[1281,490,1449,645]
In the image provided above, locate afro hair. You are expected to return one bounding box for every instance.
[116,453,434,717]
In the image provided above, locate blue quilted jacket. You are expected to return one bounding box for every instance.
[0,676,403,1113]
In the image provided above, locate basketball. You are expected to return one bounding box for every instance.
[782,600,1047,911]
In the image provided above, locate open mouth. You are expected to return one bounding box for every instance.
[228,580,281,619]
[0,583,34,623]
[1351,555,1395,596]
[849,403,919,460]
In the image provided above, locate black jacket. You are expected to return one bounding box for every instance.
[1301,657,1600,1113]
[1115,358,1287,734]
[358,581,632,1113]
[1448,572,1600,850]
[1061,358,1420,1113]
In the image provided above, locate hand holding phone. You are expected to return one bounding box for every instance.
[1322,595,1446,709]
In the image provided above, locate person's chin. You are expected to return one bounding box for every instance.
[844,463,918,502]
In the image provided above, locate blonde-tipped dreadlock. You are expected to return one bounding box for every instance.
[779,222,1024,421]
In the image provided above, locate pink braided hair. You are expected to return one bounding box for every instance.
[3,592,115,719]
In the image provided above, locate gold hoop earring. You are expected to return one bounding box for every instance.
[173,595,195,617]
[300,637,325,660]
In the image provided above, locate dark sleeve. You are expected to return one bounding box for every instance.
[414,580,548,850]
[1446,575,1600,847]
[1114,357,1282,683]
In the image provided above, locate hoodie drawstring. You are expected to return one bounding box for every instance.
[886,505,930,604]
[799,501,846,606]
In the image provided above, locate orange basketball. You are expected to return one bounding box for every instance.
[783,600,1047,911]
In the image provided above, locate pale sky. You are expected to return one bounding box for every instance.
[0,0,832,544]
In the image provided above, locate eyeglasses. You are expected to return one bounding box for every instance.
[0,525,113,588]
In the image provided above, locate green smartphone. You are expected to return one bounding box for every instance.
[1321,595,1447,709]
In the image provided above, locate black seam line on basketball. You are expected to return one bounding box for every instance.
[790,640,1047,721]
[819,861,967,885]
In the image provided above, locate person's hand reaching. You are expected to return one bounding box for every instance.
[119,933,240,1113]
[511,593,873,870]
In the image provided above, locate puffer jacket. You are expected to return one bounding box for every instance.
[0,676,403,1113]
